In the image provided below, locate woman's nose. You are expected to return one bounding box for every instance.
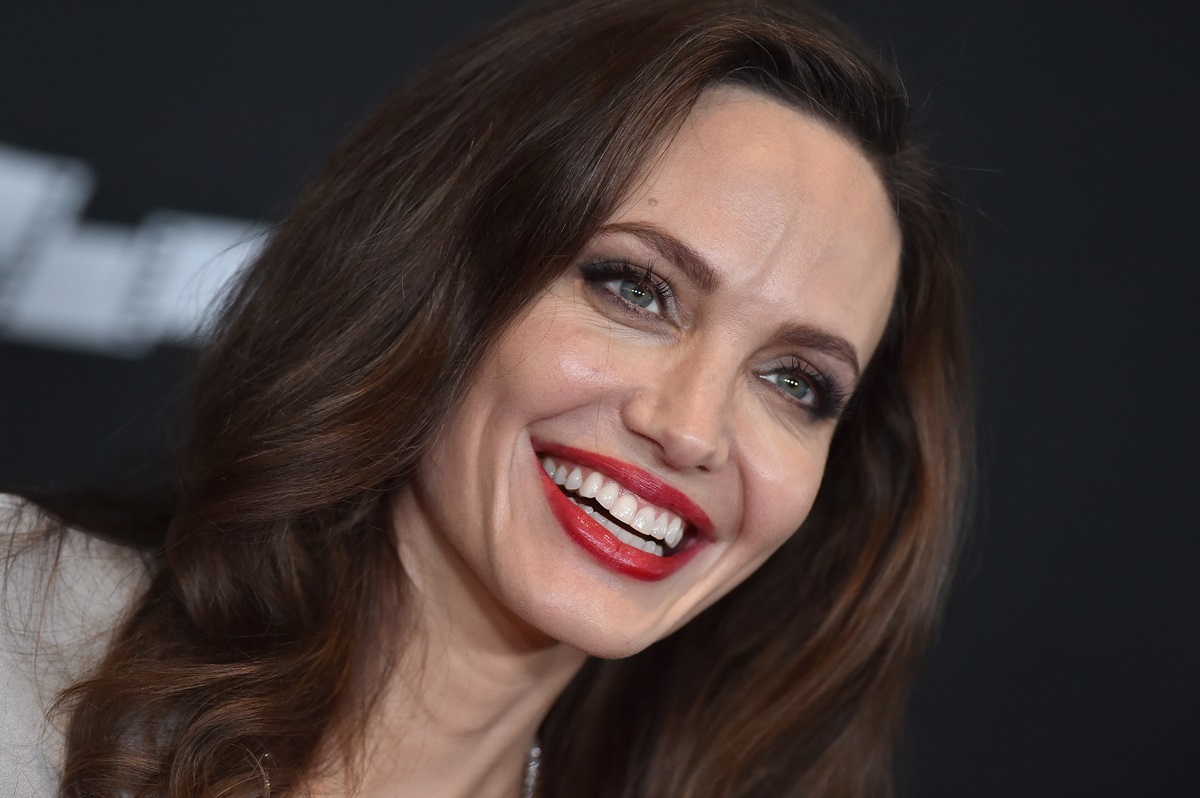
[620,354,733,471]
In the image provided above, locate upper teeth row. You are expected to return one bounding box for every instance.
[542,456,686,549]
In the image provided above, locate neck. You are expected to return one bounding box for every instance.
[308,489,587,798]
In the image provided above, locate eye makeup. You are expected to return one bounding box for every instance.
[578,259,676,320]
[757,356,849,421]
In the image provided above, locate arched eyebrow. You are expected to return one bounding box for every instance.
[597,220,864,381]
[597,221,721,294]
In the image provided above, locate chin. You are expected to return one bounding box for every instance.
[525,601,662,660]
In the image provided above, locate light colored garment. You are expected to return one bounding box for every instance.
[0,495,147,797]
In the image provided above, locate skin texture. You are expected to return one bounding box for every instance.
[322,86,902,798]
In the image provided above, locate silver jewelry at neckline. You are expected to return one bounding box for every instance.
[523,737,542,798]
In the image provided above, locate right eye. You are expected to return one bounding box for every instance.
[579,260,676,320]
[602,276,662,315]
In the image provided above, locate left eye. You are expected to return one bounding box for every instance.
[604,278,662,315]
[761,370,816,407]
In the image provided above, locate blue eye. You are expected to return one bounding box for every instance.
[762,370,816,407]
[604,278,662,314]
[580,260,674,318]
[758,357,848,420]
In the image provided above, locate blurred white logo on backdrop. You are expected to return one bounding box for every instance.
[0,142,268,357]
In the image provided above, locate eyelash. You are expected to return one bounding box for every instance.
[763,357,847,420]
[577,258,845,420]
[579,259,675,318]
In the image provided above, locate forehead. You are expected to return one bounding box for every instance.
[610,85,901,359]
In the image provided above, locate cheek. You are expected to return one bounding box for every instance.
[738,437,828,557]
[495,309,637,413]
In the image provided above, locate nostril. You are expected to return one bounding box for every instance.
[620,385,731,472]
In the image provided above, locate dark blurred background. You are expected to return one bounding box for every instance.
[1,1,1196,795]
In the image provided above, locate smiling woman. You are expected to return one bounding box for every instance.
[1,0,971,796]
[411,89,902,658]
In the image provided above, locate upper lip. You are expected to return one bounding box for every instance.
[531,439,715,540]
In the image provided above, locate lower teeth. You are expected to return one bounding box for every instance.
[567,495,665,557]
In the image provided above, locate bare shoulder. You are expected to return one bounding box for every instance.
[0,494,149,796]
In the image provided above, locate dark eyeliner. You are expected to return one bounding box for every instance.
[774,358,849,421]
[578,259,675,315]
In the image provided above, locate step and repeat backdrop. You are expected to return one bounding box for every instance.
[0,143,265,355]
[2,2,1196,796]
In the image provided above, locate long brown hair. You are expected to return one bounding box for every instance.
[50,0,971,795]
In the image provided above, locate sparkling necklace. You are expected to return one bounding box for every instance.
[522,737,542,798]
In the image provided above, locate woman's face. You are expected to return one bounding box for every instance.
[400,86,901,658]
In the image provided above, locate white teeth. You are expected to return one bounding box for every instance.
[566,492,671,557]
[601,514,624,537]
[665,516,683,548]
[544,454,692,556]
[631,506,656,534]
[612,494,638,524]
[579,471,604,498]
[596,481,620,509]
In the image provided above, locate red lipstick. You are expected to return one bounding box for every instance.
[532,441,711,581]
[533,441,714,538]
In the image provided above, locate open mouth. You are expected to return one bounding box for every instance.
[540,455,691,558]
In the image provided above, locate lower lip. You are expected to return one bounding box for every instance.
[537,455,699,581]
